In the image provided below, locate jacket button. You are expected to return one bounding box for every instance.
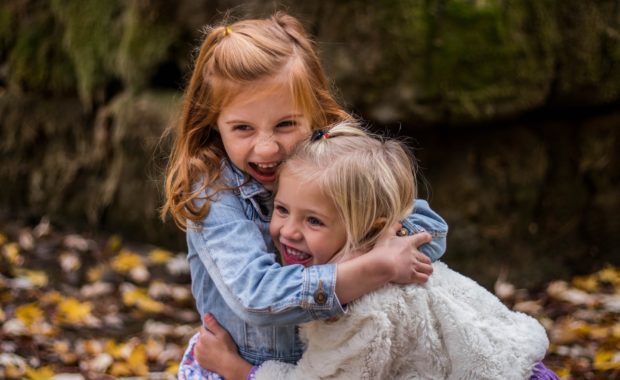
[314,290,327,305]
[397,227,409,236]
[314,280,327,305]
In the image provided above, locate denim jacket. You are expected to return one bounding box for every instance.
[187,159,448,365]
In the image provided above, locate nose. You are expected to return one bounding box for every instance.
[280,218,302,241]
[254,133,279,158]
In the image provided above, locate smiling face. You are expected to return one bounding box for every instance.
[269,165,347,266]
[216,77,312,191]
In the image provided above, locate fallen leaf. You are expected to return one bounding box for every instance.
[13,269,48,288]
[25,365,55,380]
[55,298,94,325]
[112,250,144,274]
[149,248,173,265]
[15,303,44,327]
[59,251,81,273]
[3,243,23,266]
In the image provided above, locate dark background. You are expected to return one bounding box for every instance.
[1,0,619,288]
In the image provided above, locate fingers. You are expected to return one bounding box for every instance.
[203,313,224,336]
[409,232,432,248]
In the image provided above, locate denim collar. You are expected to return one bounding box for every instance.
[221,159,271,200]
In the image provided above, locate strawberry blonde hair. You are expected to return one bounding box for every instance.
[162,12,349,229]
[281,120,417,257]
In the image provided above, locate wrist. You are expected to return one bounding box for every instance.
[222,355,253,380]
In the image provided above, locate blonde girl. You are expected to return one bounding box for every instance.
[195,121,558,380]
[162,13,448,379]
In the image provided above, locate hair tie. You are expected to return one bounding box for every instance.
[310,129,331,142]
[224,26,232,36]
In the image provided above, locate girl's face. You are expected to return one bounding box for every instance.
[216,77,311,191]
[270,166,347,267]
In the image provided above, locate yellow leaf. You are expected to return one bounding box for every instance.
[166,361,180,375]
[148,248,173,265]
[126,344,149,376]
[0,308,5,322]
[572,274,598,292]
[56,297,93,325]
[40,291,63,305]
[597,265,620,287]
[25,365,55,380]
[14,269,48,287]
[554,367,570,379]
[109,362,132,377]
[122,288,164,313]
[593,350,620,371]
[112,250,143,274]
[86,264,106,283]
[3,242,23,266]
[15,303,44,327]
[105,339,125,359]
[0,232,7,245]
[107,234,123,252]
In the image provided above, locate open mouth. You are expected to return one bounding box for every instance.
[280,243,312,266]
[248,162,281,183]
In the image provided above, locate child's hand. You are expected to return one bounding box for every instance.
[375,225,433,284]
[194,314,253,380]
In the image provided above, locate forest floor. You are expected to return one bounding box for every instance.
[0,218,619,380]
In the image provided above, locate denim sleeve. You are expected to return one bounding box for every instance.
[187,189,344,326]
[400,199,448,262]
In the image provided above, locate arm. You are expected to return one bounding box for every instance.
[190,189,432,325]
[195,307,397,380]
[401,199,448,262]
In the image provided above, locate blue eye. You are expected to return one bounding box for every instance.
[307,217,324,226]
[275,205,288,215]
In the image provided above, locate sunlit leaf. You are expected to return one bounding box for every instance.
[0,232,7,246]
[0,353,27,378]
[24,365,55,380]
[13,268,48,288]
[111,250,143,274]
[0,308,5,323]
[52,340,78,364]
[104,340,125,359]
[122,287,164,313]
[59,251,81,273]
[165,361,179,375]
[40,291,63,306]
[148,248,173,265]
[126,344,149,376]
[572,274,598,292]
[597,265,620,287]
[86,353,113,373]
[56,298,94,325]
[15,303,44,327]
[109,362,132,377]
[2,318,28,335]
[593,350,620,371]
[3,242,23,266]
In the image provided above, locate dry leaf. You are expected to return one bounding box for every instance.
[55,298,94,325]
[13,269,48,288]
[149,249,174,265]
[15,303,44,327]
[3,243,23,266]
[59,252,81,273]
[25,365,55,380]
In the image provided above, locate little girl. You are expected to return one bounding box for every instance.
[161,13,449,379]
[194,121,559,380]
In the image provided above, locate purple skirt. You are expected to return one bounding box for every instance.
[529,361,560,380]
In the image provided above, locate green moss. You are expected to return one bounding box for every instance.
[8,8,76,93]
[117,0,179,91]
[50,0,122,107]
[0,4,15,54]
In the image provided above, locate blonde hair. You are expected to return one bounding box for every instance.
[282,120,417,256]
[162,12,350,229]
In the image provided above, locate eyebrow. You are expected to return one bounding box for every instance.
[224,114,304,125]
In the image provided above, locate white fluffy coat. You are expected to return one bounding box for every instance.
[256,262,549,380]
